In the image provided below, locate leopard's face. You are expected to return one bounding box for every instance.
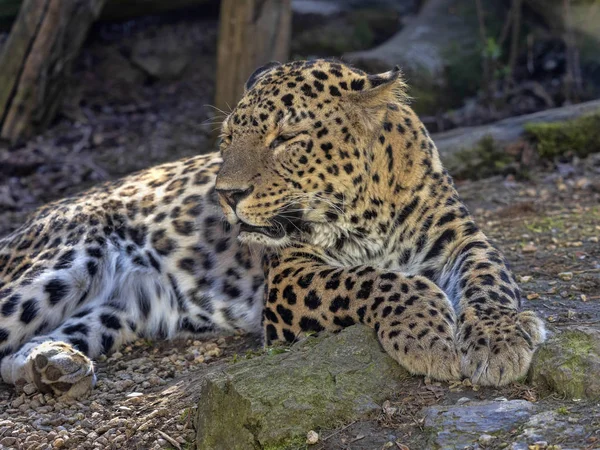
[215,60,405,248]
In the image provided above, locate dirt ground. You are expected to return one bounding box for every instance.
[1,14,600,450]
[1,156,598,450]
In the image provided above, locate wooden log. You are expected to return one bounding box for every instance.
[214,0,291,114]
[0,0,106,144]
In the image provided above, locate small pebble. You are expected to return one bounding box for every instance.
[23,384,37,395]
[478,434,494,445]
[0,437,17,446]
[306,430,319,445]
[558,272,573,281]
[126,392,144,398]
[382,400,397,416]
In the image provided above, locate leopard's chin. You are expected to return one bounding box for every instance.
[237,230,291,248]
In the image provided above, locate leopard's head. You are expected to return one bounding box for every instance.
[216,59,407,248]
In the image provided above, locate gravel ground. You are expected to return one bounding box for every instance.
[0,334,261,450]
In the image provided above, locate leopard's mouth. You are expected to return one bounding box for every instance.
[238,210,307,241]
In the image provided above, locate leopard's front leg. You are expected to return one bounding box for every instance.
[442,234,546,386]
[262,246,460,382]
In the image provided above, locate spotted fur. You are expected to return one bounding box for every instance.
[0,60,544,396]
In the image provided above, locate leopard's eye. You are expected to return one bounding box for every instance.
[270,133,298,149]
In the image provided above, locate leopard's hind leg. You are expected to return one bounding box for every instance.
[1,242,180,396]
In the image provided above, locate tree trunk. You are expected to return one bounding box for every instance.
[0,0,106,144]
[214,0,291,114]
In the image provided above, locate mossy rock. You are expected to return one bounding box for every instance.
[194,325,409,450]
[439,106,600,180]
[524,113,600,159]
[442,135,516,180]
[529,327,600,399]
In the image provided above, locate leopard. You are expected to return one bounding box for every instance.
[0,59,545,397]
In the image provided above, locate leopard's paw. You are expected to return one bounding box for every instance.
[381,327,461,382]
[26,341,96,397]
[458,310,545,386]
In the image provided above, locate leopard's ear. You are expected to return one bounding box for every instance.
[345,66,408,132]
[349,66,407,108]
[245,61,281,92]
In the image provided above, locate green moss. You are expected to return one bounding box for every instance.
[531,331,595,399]
[525,216,566,234]
[194,378,258,450]
[562,331,594,355]
[265,347,290,356]
[179,407,193,423]
[524,113,600,159]
[553,333,593,398]
[446,135,515,180]
[263,435,308,450]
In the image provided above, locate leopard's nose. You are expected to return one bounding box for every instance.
[216,186,254,209]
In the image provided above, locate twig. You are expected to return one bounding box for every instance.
[157,429,181,450]
[572,268,600,275]
[322,421,357,442]
[348,434,365,443]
